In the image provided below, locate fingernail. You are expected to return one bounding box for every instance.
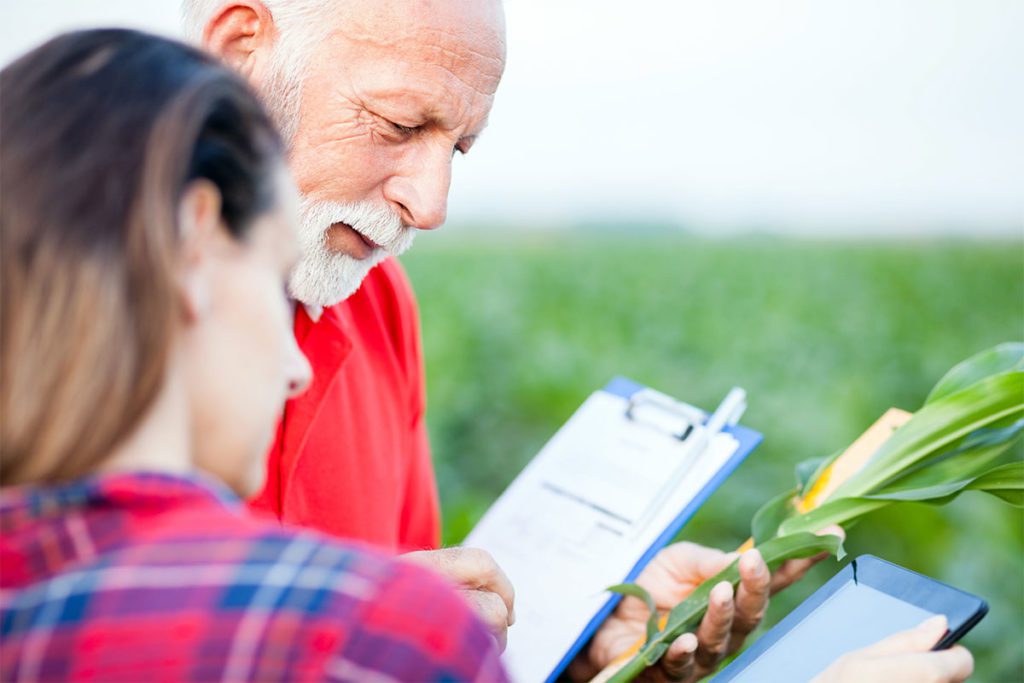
[713,581,734,604]
[679,633,698,652]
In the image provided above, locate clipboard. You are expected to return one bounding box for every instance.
[464,377,762,682]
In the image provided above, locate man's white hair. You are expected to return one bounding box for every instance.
[181,0,326,46]
[181,0,329,142]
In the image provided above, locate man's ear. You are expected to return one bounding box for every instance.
[176,180,224,323]
[202,1,278,83]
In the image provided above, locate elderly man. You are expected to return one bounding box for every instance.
[181,0,822,677]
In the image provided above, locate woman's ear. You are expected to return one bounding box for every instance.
[176,179,223,323]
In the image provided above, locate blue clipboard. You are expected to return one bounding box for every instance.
[545,377,763,682]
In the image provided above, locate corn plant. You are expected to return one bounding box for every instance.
[605,343,1024,683]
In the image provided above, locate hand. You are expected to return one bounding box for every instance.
[572,543,769,683]
[403,547,515,652]
[812,615,974,683]
[572,528,842,683]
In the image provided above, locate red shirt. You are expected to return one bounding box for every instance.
[249,259,441,552]
[0,472,505,682]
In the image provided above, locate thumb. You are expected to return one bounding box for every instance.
[860,615,948,657]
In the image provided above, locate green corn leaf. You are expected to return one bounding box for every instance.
[879,418,1023,493]
[751,487,798,544]
[779,461,1024,535]
[926,342,1024,405]
[778,497,890,536]
[865,460,1021,507]
[831,370,1024,499]
[965,461,1024,506]
[607,583,661,645]
[868,469,1008,503]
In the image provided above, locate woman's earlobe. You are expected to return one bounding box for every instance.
[176,180,222,323]
[178,270,211,323]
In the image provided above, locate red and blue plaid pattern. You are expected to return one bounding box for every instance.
[0,472,507,682]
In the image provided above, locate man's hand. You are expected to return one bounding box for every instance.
[572,528,842,682]
[812,616,974,683]
[403,547,515,652]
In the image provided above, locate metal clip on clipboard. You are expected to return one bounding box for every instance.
[627,387,748,534]
[625,389,707,441]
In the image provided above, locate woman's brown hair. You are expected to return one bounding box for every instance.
[1,29,284,485]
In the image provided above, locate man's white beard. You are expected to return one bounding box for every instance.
[287,199,416,307]
[262,48,415,307]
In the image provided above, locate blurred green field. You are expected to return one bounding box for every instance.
[402,234,1024,680]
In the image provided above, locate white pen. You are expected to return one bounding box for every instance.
[705,387,748,435]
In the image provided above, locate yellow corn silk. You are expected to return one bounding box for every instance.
[611,408,912,669]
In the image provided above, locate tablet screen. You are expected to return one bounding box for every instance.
[727,580,934,681]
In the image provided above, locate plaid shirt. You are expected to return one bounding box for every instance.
[0,472,507,682]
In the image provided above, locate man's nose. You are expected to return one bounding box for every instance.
[285,341,313,400]
[383,147,453,231]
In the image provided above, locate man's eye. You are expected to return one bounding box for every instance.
[389,120,419,135]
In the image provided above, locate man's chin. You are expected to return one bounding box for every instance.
[287,252,383,308]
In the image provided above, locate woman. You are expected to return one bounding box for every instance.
[0,29,504,682]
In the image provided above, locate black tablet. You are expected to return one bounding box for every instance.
[715,554,988,682]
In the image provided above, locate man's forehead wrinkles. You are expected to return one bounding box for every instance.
[331,19,503,61]
[330,22,504,94]
[418,26,505,77]
[425,45,503,96]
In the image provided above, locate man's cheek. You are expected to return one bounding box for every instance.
[294,129,378,191]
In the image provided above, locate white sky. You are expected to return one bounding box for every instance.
[2,1,1022,236]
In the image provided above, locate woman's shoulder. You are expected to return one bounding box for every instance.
[141,516,506,680]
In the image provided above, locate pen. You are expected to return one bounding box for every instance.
[631,387,747,535]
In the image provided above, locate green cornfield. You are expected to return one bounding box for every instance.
[403,233,1024,680]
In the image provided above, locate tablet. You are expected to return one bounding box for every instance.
[715,554,988,682]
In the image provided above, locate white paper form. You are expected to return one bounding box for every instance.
[465,389,742,683]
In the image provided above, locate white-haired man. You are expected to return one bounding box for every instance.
[182,1,831,678]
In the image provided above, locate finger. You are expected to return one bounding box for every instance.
[462,548,516,625]
[463,589,510,652]
[732,550,770,641]
[931,645,975,683]
[657,633,698,683]
[860,615,948,657]
[867,647,974,683]
[769,556,816,594]
[694,581,735,671]
[408,548,516,625]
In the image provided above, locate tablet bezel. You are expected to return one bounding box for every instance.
[715,554,988,681]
